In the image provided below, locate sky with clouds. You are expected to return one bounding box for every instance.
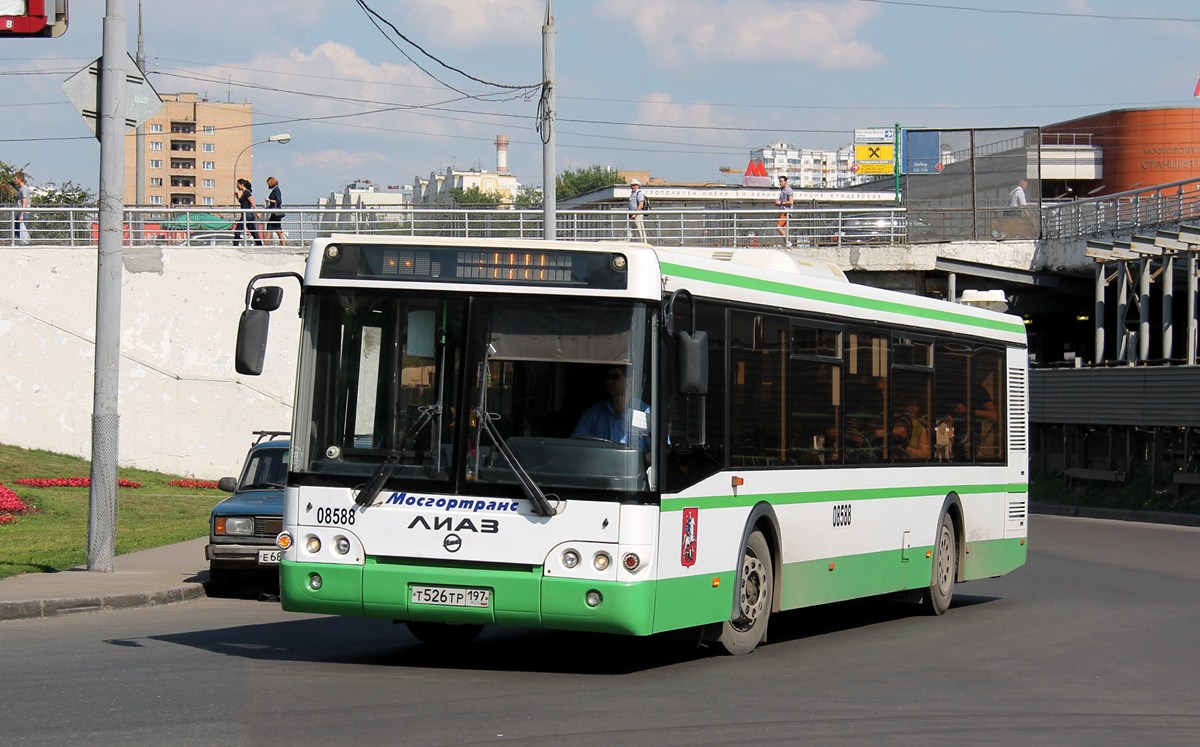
[3,0,1200,203]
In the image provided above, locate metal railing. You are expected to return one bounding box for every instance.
[0,204,914,248]
[1041,176,1200,239]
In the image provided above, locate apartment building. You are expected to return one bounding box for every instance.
[122,93,252,207]
[752,141,869,188]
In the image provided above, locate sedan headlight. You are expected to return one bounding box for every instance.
[216,516,254,536]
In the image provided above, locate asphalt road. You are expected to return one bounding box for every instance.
[2,515,1198,746]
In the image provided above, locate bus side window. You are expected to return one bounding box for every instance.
[666,302,726,491]
[972,348,1004,462]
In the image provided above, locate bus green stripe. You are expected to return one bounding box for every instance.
[661,481,1026,512]
[659,261,1027,335]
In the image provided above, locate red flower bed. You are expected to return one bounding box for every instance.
[168,479,220,490]
[15,477,142,489]
[0,482,32,524]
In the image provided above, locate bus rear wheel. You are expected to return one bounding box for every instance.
[407,622,484,646]
[923,513,957,616]
[717,530,772,655]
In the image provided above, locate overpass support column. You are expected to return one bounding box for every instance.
[1163,254,1174,362]
[1189,252,1198,365]
[1116,263,1129,362]
[1139,258,1151,363]
[1094,263,1105,364]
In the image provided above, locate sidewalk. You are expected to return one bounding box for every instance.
[0,537,209,621]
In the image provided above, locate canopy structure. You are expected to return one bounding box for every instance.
[159,212,233,231]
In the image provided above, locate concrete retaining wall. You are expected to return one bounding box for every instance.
[0,245,304,477]
[0,236,1082,478]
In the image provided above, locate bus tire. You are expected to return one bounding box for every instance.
[407,621,484,646]
[717,529,772,655]
[923,513,957,616]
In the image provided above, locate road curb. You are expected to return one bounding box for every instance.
[1031,502,1200,528]
[0,583,207,622]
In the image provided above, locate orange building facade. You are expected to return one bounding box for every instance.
[1045,107,1200,196]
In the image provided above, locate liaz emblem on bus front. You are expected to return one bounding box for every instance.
[681,508,698,567]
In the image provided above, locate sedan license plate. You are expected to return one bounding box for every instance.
[257,549,281,565]
[410,585,491,608]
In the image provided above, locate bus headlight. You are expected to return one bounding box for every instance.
[562,549,580,569]
[305,535,321,554]
[334,536,351,555]
[593,552,611,571]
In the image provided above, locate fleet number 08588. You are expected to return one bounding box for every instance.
[316,506,355,525]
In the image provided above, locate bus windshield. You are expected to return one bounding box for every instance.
[293,291,655,497]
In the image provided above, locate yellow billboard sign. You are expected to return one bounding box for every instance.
[853,143,894,175]
[855,144,894,163]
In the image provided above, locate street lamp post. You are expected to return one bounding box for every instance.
[234,133,291,183]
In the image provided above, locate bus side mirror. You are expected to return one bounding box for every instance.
[676,331,708,395]
[250,285,284,312]
[236,309,271,376]
[234,274,303,376]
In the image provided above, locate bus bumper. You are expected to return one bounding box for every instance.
[280,558,658,637]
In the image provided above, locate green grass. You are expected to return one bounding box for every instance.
[0,443,224,580]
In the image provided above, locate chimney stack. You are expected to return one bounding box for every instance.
[495,133,509,175]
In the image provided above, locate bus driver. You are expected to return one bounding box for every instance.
[572,365,651,459]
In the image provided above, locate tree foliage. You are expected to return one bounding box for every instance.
[449,185,502,207]
[514,166,622,208]
[33,180,95,205]
[2,159,97,244]
[2,159,95,205]
[514,184,543,208]
[556,165,621,201]
[0,160,29,204]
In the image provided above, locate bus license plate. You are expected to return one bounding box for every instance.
[257,549,281,565]
[410,585,490,608]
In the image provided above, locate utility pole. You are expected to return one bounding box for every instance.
[541,0,556,239]
[134,0,145,216]
[89,0,128,572]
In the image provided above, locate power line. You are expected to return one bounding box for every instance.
[353,0,543,94]
[0,135,93,143]
[148,58,1194,117]
[856,0,1200,23]
[149,68,849,140]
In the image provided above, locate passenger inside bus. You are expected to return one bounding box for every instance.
[950,380,999,460]
[843,374,888,463]
[891,394,931,461]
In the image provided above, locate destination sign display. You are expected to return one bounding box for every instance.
[318,244,629,290]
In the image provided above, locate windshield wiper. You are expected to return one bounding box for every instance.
[469,349,556,517]
[354,403,440,507]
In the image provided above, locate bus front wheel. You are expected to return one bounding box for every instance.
[923,513,957,616]
[717,530,772,655]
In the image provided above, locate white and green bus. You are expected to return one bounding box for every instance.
[236,235,1028,654]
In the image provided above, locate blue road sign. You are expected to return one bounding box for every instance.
[903,130,942,175]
